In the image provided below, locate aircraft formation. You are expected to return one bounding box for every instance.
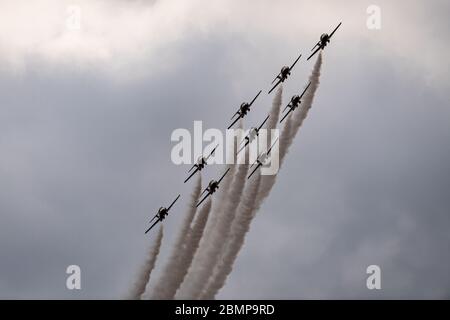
[145,22,342,234]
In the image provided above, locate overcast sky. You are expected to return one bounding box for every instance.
[0,0,449,299]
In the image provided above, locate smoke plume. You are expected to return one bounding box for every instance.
[174,197,213,299]
[200,86,284,298]
[200,172,262,299]
[178,148,250,299]
[203,53,323,297]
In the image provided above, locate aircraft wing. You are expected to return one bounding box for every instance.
[237,139,249,155]
[196,191,211,208]
[307,46,321,61]
[184,167,199,183]
[205,144,219,162]
[250,157,259,168]
[218,168,231,184]
[280,108,294,123]
[311,41,320,51]
[187,163,197,173]
[200,185,209,197]
[249,90,262,107]
[145,218,161,234]
[230,110,240,120]
[149,213,159,224]
[247,163,262,179]
[329,22,342,38]
[290,53,302,70]
[227,115,241,129]
[258,115,270,131]
[299,82,312,99]
[271,73,281,84]
[239,133,249,145]
[268,78,282,94]
[167,194,181,211]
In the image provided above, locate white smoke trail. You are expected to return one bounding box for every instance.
[200,172,262,299]
[258,53,322,203]
[215,121,242,211]
[141,54,322,300]
[256,116,292,204]
[200,87,283,299]
[174,198,213,299]
[202,53,323,298]
[178,149,250,299]
[149,174,202,299]
[128,225,163,300]
[194,120,243,268]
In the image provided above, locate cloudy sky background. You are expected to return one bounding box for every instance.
[0,0,449,298]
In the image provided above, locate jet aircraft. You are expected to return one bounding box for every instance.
[145,194,181,234]
[279,82,311,123]
[268,53,302,94]
[307,22,342,61]
[196,168,231,207]
[228,90,262,129]
[247,138,279,179]
[184,145,219,183]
